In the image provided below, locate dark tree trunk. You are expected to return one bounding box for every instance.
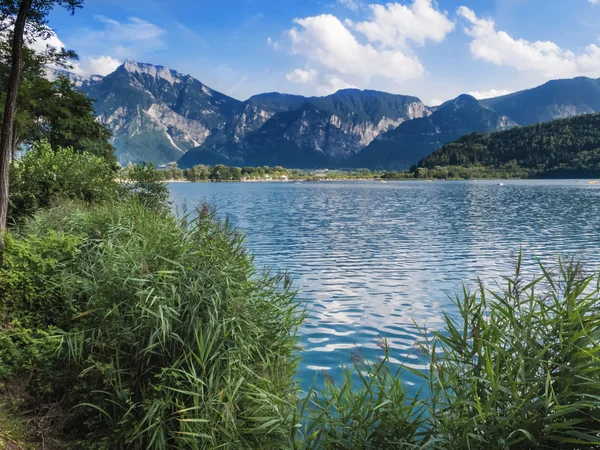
[0,0,32,263]
[11,130,18,162]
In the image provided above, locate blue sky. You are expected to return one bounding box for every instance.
[46,0,600,105]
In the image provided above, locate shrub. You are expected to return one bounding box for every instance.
[8,141,118,224]
[297,344,423,450]
[119,163,170,211]
[0,201,303,449]
[418,255,600,449]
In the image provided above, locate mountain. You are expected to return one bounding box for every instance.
[77,61,429,167]
[69,60,600,169]
[481,77,600,126]
[418,113,600,177]
[178,88,430,168]
[81,60,253,165]
[347,95,516,170]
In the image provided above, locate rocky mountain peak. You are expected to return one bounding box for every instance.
[122,59,184,85]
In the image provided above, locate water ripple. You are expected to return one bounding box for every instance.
[170,180,600,391]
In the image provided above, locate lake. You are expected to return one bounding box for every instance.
[169,180,600,391]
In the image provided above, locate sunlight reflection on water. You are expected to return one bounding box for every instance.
[170,180,600,391]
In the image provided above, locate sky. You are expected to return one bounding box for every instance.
[45,0,600,105]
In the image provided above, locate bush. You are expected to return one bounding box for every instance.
[8,141,117,224]
[418,255,600,449]
[2,199,599,449]
[119,163,170,211]
[0,201,303,449]
[298,344,423,449]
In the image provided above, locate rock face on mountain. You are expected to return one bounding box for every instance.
[179,89,430,168]
[480,77,600,126]
[76,61,429,167]
[72,60,600,169]
[81,60,249,165]
[348,95,517,170]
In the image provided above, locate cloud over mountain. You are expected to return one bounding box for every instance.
[458,6,600,79]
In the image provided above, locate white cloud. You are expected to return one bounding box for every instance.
[467,88,512,99]
[288,14,424,83]
[28,28,67,53]
[281,1,455,95]
[316,75,357,95]
[337,0,360,12]
[17,26,120,78]
[95,16,165,44]
[86,56,122,76]
[355,0,455,48]
[429,98,443,106]
[286,68,318,83]
[458,6,600,78]
[590,0,599,4]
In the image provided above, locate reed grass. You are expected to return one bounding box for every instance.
[1,200,599,449]
[4,201,305,449]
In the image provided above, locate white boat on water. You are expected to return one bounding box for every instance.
[498,183,504,186]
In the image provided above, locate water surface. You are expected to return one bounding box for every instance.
[169,180,600,389]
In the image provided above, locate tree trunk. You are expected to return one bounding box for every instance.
[0,0,32,264]
[11,129,19,162]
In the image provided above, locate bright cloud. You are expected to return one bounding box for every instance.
[282,0,455,94]
[355,0,455,48]
[286,68,318,83]
[267,37,281,50]
[316,75,357,95]
[467,88,512,99]
[86,56,122,76]
[458,6,600,78]
[288,14,424,83]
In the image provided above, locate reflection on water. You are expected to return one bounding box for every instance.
[169,180,600,389]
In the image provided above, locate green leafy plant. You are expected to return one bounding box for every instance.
[1,201,304,449]
[418,255,600,449]
[119,163,171,211]
[8,141,117,223]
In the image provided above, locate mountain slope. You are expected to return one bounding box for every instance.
[481,77,600,125]
[418,113,600,177]
[348,95,516,170]
[178,89,429,168]
[72,60,600,169]
[82,60,248,165]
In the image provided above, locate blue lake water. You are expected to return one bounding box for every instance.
[169,180,600,391]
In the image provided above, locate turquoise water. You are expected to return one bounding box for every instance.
[169,180,600,390]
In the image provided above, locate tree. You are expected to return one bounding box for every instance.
[0,0,83,261]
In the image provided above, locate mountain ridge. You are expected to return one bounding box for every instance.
[70,61,600,168]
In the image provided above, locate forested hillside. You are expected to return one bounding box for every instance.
[417,113,600,177]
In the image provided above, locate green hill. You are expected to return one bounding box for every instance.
[417,113,600,178]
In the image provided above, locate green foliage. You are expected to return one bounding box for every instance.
[0,34,115,165]
[119,163,170,210]
[0,201,304,449]
[418,113,600,178]
[298,345,423,450]
[418,255,600,449]
[0,230,80,328]
[31,76,116,164]
[8,141,117,223]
